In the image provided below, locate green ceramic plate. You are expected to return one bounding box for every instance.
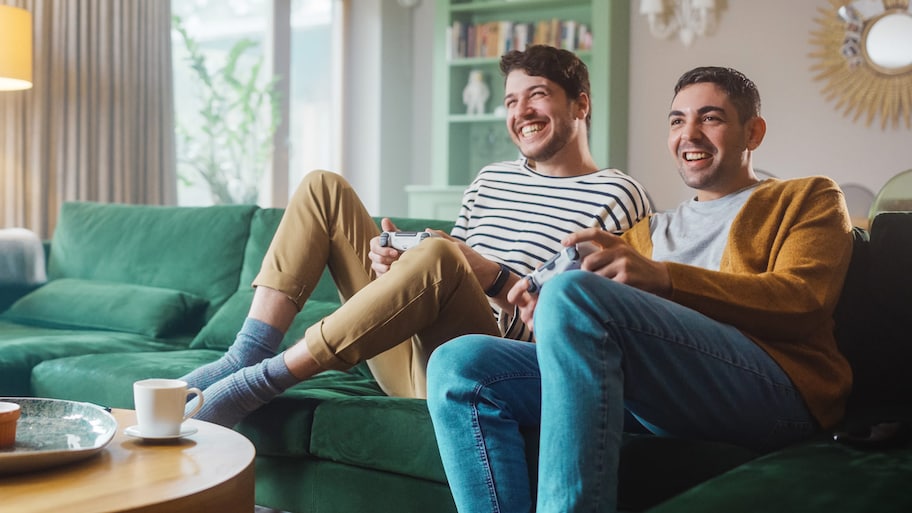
[0,397,117,475]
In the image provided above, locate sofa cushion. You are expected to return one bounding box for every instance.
[254,456,457,513]
[189,288,339,351]
[48,202,257,320]
[3,279,208,338]
[308,395,447,483]
[236,368,385,457]
[0,321,184,396]
[646,436,912,513]
[30,348,223,407]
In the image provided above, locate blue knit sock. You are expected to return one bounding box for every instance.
[180,318,284,392]
[188,352,299,427]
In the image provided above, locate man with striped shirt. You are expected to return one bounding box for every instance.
[178,45,651,428]
[449,160,647,342]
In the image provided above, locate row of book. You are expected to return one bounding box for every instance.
[446,19,592,60]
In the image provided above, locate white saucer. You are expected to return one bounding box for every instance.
[124,425,198,440]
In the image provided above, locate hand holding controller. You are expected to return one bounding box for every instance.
[525,241,598,294]
[379,231,437,252]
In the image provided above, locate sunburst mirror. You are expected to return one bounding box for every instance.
[810,0,912,129]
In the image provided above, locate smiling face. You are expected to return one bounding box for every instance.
[667,82,766,201]
[503,70,587,165]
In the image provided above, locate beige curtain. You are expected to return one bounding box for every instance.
[0,0,175,238]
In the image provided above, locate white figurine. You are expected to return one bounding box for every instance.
[462,70,490,116]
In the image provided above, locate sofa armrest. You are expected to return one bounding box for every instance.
[835,212,912,421]
[0,229,49,313]
[0,283,42,313]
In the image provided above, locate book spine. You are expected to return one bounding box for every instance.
[449,17,591,59]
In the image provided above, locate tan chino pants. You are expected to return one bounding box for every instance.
[253,170,501,398]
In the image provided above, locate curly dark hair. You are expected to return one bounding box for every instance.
[500,45,591,129]
[673,66,761,124]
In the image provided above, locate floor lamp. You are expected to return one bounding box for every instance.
[0,4,33,92]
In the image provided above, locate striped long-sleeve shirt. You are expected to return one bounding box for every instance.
[451,158,652,340]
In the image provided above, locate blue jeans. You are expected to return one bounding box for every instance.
[426,271,817,513]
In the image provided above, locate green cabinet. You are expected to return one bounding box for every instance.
[406,0,630,220]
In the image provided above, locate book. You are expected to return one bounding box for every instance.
[450,17,591,59]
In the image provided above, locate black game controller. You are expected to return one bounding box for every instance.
[379,231,437,252]
[525,242,598,294]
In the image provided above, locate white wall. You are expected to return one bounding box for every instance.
[343,0,414,216]
[343,1,382,211]
[410,0,435,188]
[628,1,912,212]
[406,1,912,217]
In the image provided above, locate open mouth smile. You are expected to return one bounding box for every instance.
[520,123,545,138]
[683,151,711,161]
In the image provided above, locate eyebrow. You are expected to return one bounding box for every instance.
[504,83,551,102]
[668,105,727,118]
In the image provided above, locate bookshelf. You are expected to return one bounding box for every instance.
[406,0,630,220]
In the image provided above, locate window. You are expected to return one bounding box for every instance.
[171,0,343,207]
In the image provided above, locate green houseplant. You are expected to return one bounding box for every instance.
[172,15,280,205]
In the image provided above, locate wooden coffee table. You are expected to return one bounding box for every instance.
[0,409,255,513]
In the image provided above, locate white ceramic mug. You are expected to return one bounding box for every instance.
[133,378,204,437]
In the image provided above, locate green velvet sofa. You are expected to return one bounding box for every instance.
[1,201,909,513]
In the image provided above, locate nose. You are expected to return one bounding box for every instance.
[512,96,533,118]
[679,119,702,141]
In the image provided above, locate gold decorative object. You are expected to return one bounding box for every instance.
[810,0,912,129]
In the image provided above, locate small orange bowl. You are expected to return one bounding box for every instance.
[0,401,21,449]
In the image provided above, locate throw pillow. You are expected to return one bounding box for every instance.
[2,278,209,338]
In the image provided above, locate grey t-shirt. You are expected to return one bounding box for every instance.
[649,183,761,270]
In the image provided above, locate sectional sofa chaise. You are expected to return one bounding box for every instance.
[1,200,909,513]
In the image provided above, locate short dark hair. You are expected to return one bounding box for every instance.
[673,66,761,124]
[500,45,591,129]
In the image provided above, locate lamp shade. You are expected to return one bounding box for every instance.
[0,5,33,91]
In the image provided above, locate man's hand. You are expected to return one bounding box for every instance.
[507,276,538,331]
[566,228,671,296]
[507,228,672,331]
[369,218,401,277]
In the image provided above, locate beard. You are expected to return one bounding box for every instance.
[678,166,715,191]
[510,109,576,162]
[515,114,576,163]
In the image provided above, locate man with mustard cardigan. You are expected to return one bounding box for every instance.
[426,66,854,513]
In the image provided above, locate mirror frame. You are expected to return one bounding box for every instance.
[810,0,912,129]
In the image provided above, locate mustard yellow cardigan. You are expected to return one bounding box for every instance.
[623,176,854,429]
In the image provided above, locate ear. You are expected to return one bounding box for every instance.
[745,116,766,151]
[574,92,591,121]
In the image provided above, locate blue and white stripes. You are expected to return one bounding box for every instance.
[451,158,651,340]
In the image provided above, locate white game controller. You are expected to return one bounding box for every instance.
[525,241,598,294]
[379,231,438,252]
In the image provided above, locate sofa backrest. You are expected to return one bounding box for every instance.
[834,212,912,421]
[48,201,257,320]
